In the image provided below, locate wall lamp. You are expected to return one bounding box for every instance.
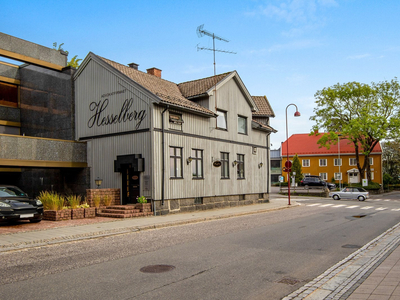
[95,177,103,189]
[187,157,193,165]
[258,162,263,168]
[232,160,238,167]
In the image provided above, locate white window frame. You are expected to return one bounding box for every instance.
[319,173,328,180]
[369,157,374,165]
[334,172,342,180]
[303,173,310,176]
[319,159,327,167]
[302,159,310,167]
[349,158,357,166]
[334,158,342,166]
[238,115,247,135]
[216,109,227,130]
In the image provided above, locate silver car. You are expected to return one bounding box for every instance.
[329,187,369,201]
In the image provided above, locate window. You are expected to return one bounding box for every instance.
[319,159,327,166]
[369,157,374,165]
[191,149,203,179]
[0,82,18,108]
[302,159,310,167]
[349,158,357,166]
[216,110,227,130]
[238,116,247,134]
[221,152,229,179]
[319,173,327,180]
[334,158,342,166]
[237,154,245,179]
[170,147,183,178]
[334,173,342,180]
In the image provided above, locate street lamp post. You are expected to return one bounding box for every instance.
[285,104,301,205]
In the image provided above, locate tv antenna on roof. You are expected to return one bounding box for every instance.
[196,24,236,110]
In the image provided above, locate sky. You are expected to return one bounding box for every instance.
[1,0,399,149]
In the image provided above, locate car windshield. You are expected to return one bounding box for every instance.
[0,187,27,197]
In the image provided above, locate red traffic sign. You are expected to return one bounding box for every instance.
[285,161,292,168]
[283,167,292,173]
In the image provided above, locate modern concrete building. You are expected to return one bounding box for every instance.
[0,32,88,197]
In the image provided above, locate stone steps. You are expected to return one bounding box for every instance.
[96,204,152,218]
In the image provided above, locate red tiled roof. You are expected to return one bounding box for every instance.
[98,56,215,116]
[178,72,232,98]
[281,133,382,156]
[252,96,275,117]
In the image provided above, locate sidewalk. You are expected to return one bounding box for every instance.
[1,194,400,299]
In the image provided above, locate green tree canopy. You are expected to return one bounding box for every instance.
[310,78,400,181]
[382,140,400,183]
[291,154,303,184]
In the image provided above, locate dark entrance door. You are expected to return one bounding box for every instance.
[122,167,140,204]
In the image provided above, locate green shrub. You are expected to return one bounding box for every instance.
[66,194,81,209]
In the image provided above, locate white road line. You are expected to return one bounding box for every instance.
[307,203,322,206]
[320,204,334,207]
[346,205,359,209]
[391,208,400,211]
[361,206,374,210]
[332,204,347,208]
[376,207,387,211]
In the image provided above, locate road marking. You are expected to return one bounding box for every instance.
[332,204,347,208]
[346,205,359,209]
[376,207,387,211]
[361,206,374,210]
[307,203,322,206]
[320,204,334,207]
[391,208,400,211]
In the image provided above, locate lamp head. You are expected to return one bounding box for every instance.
[294,111,301,117]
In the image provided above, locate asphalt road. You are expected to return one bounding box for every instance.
[1,193,400,300]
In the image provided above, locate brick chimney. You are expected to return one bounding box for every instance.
[128,63,139,70]
[147,67,162,78]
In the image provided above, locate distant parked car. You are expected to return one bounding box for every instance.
[299,176,336,190]
[0,185,43,223]
[329,187,369,201]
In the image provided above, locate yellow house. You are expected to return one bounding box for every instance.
[281,134,382,185]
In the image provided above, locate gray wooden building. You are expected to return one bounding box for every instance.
[74,53,276,214]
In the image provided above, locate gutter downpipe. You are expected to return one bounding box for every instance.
[161,105,169,207]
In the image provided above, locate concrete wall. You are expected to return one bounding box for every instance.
[0,32,67,67]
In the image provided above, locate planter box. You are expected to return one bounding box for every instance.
[135,203,152,213]
[84,207,96,218]
[43,209,72,221]
[71,208,85,219]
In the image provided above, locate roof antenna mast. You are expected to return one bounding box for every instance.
[197,24,236,111]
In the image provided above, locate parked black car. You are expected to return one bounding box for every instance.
[299,176,336,190]
[0,185,43,223]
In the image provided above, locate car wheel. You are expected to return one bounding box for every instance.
[358,196,365,201]
[29,219,42,223]
[333,195,340,200]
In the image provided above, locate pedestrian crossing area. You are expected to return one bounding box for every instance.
[297,198,400,212]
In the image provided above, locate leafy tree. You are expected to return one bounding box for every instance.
[310,78,400,181]
[291,154,302,184]
[382,140,400,183]
[53,42,82,68]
